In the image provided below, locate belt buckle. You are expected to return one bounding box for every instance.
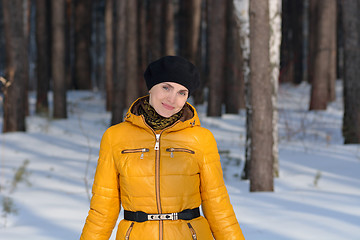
[148,213,178,221]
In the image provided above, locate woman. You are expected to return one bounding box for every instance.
[80,56,245,240]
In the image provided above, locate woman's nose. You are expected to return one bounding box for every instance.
[167,92,176,103]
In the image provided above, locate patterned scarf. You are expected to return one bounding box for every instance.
[138,98,183,131]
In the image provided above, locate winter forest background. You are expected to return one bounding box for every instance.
[0,0,360,239]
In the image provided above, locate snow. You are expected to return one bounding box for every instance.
[1,82,360,240]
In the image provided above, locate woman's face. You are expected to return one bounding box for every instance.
[149,82,189,118]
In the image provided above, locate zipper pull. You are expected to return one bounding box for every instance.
[140,148,146,159]
[169,148,174,158]
[154,134,160,150]
[139,148,149,159]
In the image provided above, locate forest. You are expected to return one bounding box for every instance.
[0,0,359,194]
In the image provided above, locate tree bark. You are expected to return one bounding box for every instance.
[193,0,207,105]
[93,0,105,91]
[224,0,243,114]
[162,0,175,56]
[23,0,31,116]
[147,0,162,62]
[309,0,337,110]
[336,0,344,80]
[2,0,27,132]
[74,0,92,89]
[178,0,202,64]
[65,0,74,89]
[342,0,360,143]
[36,0,50,115]
[279,0,304,84]
[146,0,174,62]
[0,0,4,74]
[125,0,138,108]
[137,0,148,96]
[207,0,226,116]
[308,0,317,84]
[105,0,113,111]
[328,1,337,102]
[234,0,251,179]
[111,0,126,125]
[249,0,273,191]
[52,0,67,118]
[269,0,282,177]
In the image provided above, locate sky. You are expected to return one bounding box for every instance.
[0,81,359,240]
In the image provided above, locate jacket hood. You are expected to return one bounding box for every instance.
[124,96,201,132]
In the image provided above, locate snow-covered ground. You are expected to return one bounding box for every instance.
[0,82,359,240]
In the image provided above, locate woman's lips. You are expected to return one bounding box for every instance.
[162,103,175,110]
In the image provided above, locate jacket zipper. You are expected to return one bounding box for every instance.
[165,148,195,158]
[154,133,161,213]
[187,223,197,240]
[121,148,149,159]
[154,133,162,240]
[141,116,181,240]
[155,134,160,150]
[125,222,134,240]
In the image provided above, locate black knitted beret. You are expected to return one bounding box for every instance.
[144,56,200,96]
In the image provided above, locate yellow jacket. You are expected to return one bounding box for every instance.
[80,97,245,240]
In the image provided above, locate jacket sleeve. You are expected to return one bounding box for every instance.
[80,129,120,240]
[199,130,245,240]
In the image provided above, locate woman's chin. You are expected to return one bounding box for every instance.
[159,112,172,118]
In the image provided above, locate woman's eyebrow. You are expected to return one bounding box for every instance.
[165,83,188,92]
[164,83,174,89]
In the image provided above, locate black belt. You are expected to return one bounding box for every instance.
[124,208,200,223]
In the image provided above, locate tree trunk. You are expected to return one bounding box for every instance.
[336,0,344,80]
[146,0,174,62]
[52,0,67,119]
[65,0,74,89]
[342,0,360,144]
[111,0,126,125]
[249,0,273,192]
[36,0,50,115]
[224,0,243,114]
[125,0,138,108]
[162,0,175,56]
[328,1,337,102]
[207,0,226,116]
[74,0,92,89]
[178,0,202,64]
[309,0,337,110]
[234,0,251,179]
[137,0,148,96]
[23,0,30,116]
[269,0,281,177]
[105,0,113,111]
[0,0,4,75]
[2,0,27,132]
[193,0,207,105]
[147,0,162,61]
[308,0,317,84]
[279,0,304,84]
[93,0,105,91]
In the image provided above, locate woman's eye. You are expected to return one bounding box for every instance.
[163,86,169,90]
[179,92,187,96]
